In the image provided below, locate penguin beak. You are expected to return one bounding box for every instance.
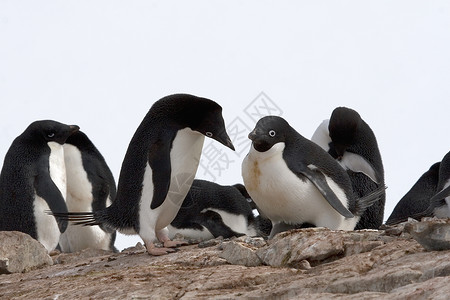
[248,128,263,141]
[69,125,80,135]
[334,144,347,159]
[213,131,235,151]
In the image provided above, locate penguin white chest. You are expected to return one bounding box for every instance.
[33,142,67,252]
[139,128,205,239]
[63,144,93,210]
[60,144,112,252]
[47,142,67,198]
[242,143,352,230]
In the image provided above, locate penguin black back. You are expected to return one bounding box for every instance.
[386,162,440,225]
[420,151,450,219]
[327,107,385,229]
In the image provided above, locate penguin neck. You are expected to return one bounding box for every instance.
[169,127,205,192]
[249,142,285,161]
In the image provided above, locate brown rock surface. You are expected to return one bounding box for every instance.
[1,222,450,299]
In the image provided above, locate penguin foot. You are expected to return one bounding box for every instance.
[163,240,188,248]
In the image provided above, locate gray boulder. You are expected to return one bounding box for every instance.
[0,231,53,274]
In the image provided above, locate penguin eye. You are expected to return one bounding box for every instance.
[47,133,55,138]
[269,130,276,137]
[205,132,213,138]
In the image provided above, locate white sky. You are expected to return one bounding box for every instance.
[1,1,449,250]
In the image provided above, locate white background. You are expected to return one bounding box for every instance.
[1,1,449,250]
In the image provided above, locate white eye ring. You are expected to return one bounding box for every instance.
[205,132,213,138]
[269,130,276,137]
[48,133,55,138]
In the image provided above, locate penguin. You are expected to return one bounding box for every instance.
[311,107,385,229]
[59,130,118,252]
[411,150,450,221]
[233,182,273,237]
[241,116,385,238]
[167,179,260,240]
[52,94,235,255]
[0,120,79,252]
[385,162,440,225]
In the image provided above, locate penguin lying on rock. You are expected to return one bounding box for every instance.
[311,107,386,229]
[0,120,79,252]
[59,130,118,252]
[397,150,450,223]
[242,116,385,239]
[52,94,235,255]
[386,162,440,225]
[168,179,261,240]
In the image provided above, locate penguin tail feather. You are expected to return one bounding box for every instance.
[48,211,104,227]
[353,185,387,216]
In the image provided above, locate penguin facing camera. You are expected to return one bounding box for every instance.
[242,116,385,239]
[0,120,79,252]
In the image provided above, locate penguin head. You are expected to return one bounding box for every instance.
[27,120,80,145]
[248,116,290,152]
[157,94,235,150]
[328,107,361,158]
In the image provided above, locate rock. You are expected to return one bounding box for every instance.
[54,248,114,265]
[219,241,262,267]
[256,228,385,268]
[198,236,223,248]
[1,227,449,299]
[120,242,146,254]
[0,231,53,274]
[234,236,267,248]
[405,218,450,251]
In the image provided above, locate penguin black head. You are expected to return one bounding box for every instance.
[328,107,361,158]
[153,94,235,150]
[25,120,80,145]
[248,116,290,152]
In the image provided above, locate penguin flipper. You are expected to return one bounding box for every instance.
[409,185,450,221]
[339,152,379,184]
[430,185,450,203]
[34,174,68,232]
[148,141,171,210]
[298,167,354,218]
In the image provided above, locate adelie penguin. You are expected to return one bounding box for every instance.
[242,116,385,238]
[386,162,440,225]
[0,120,79,252]
[59,130,118,252]
[53,94,235,255]
[167,179,260,241]
[408,150,450,221]
[311,107,385,229]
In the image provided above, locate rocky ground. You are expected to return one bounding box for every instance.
[1,219,450,299]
